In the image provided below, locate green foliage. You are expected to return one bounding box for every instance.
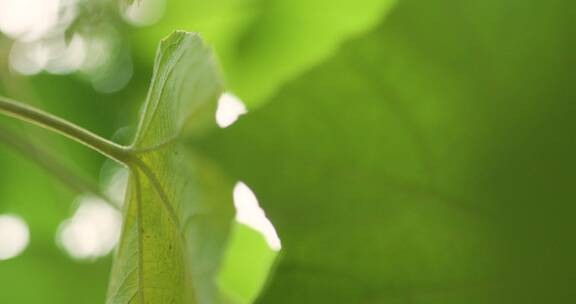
[129,0,397,106]
[0,0,575,303]
[200,0,576,302]
[218,224,277,303]
[107,32,234,303]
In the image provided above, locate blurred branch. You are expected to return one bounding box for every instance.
[0,125,119,209]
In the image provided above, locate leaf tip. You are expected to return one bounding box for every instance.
[160,30,202,49]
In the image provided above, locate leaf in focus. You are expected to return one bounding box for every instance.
[201,0,576,302]
[106,31,234,304]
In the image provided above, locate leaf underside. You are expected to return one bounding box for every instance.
[106,32,234,304]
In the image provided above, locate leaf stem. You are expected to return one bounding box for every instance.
[0,96,130,164]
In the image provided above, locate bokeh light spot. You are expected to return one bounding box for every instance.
[0,214,30,261]
[233,182,281,251]
[57,196,122,260]
[121,0,166,27]
[0,0,61,41]
[105,167,129,207]
[216,92,247,128]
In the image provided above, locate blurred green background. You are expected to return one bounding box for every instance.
[1,0,575,303]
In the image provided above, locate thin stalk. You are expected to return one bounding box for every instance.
[0,96,130,164]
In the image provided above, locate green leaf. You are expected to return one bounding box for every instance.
[130,0,397,106]
[218,223,278,303]
[201,0,576,302]
[106,31,234,304]
[219,0,398,106]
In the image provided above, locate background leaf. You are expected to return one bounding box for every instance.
[200,0,576,302]
[130,0,397,106]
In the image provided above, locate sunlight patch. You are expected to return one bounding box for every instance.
[216,92,247,128]
[0,214,30,260]
[57,195,122,260]
[121,0,166,27]
[233,182,281,251]
[0,0,61,41]
[104,167,129,207]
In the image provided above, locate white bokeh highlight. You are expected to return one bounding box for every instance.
[57,196,122,260]
[0,214,30,260]
[215,92,247,128]
[44,35,87,74]
[10,34,87,76]
[105,167,129,207]
[121,0,166,27]
[8,41,49,75]
[0,0,127,81]
[233,182,281,251]
[0,0,62,41]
